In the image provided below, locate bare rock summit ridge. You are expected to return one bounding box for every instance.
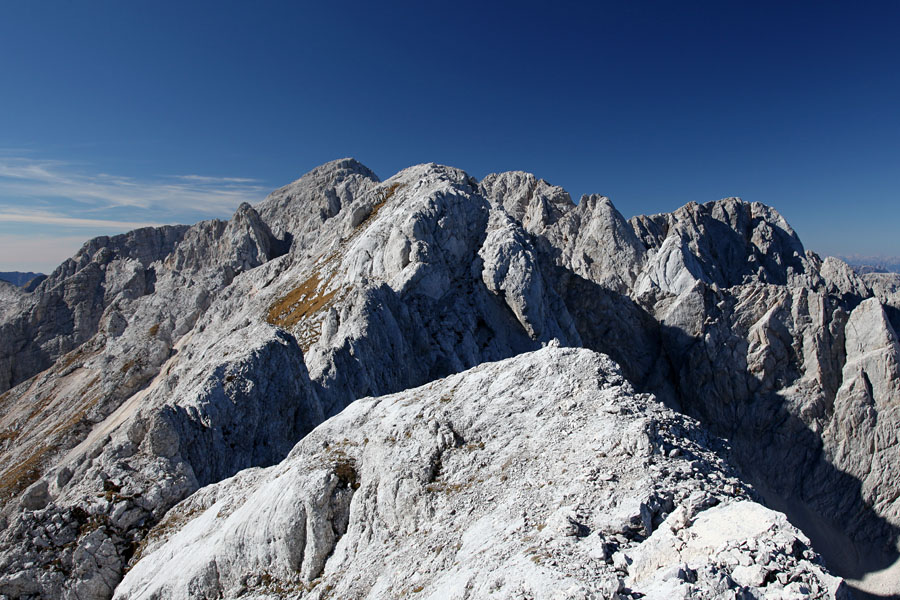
[0,158,897,599]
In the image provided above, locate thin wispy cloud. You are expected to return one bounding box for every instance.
[0,153,271,272]
[0,208,162,230]
[0,155,268,215]
[172,175,261,184]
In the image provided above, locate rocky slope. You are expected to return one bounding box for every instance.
[0,158,897,599]
[115,347,847,600]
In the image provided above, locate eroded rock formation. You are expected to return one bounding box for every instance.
[0,158,896,598]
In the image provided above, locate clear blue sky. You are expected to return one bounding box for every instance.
[1,1,898,272]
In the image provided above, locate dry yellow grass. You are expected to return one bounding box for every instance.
[0,428,18,444]
[264,182,404,349]
[0,444,50,500]
[355,182,401,230]
[58,345,91,371]
[48,394,100,438]
[0,372,103,501]
[25,391,57,422]
[266,271,338,330]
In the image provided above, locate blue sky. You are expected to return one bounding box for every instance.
[1,1,898,272]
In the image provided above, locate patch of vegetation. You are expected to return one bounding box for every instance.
[101,478,123,502]
[266,271,338,331]
[25,390,58,422]
[246,569,324,595]
[0,444,50,501]
[333,458,360,490]
[78,511,110,537]
[325,443,361,491]
[355,183,402,230]
[526,544,553,565]
[0,428,19,444]
[425,480,472,494]
[148,323,160,337]
[48,393,101,439]
[60,347,86,370]
[129,502,207,568]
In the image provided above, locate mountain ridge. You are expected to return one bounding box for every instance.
[0,158,897,599]
[0,272,45,291]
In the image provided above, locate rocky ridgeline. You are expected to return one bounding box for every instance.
[0,158,897,599]
[114,348,845,599]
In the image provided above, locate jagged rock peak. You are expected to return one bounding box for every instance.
[542,192,647,294]
[285,157,379,187]
[262,158,381,209]
[630,195,809,291]
[479,170,573,234]
[578,192,614,207]
[256,158,381,248]
[49,225,191,283]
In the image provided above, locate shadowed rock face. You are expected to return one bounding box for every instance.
[0,158,895,598]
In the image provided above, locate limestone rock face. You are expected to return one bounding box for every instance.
[479,209,577,342]
[255,158,379,261]
[627,500,846,599]
[630,198,809,292]
[0,225,189,393]
[0,281,21,321]
[861,271,900,335]
[114,348,847,600]
[862,271,900,305]
[479,171,572,235]
[0,160,584,599]
[0,203,285,599]
[0,158,896,598]
[544,194,647,295]
[824,299,900,533]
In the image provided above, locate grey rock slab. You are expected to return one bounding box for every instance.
[114,348,845,600]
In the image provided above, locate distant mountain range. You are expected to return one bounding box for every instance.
[838,255,900,274]
[0,271,45,288]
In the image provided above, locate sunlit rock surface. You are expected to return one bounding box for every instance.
[0,159,896,598]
